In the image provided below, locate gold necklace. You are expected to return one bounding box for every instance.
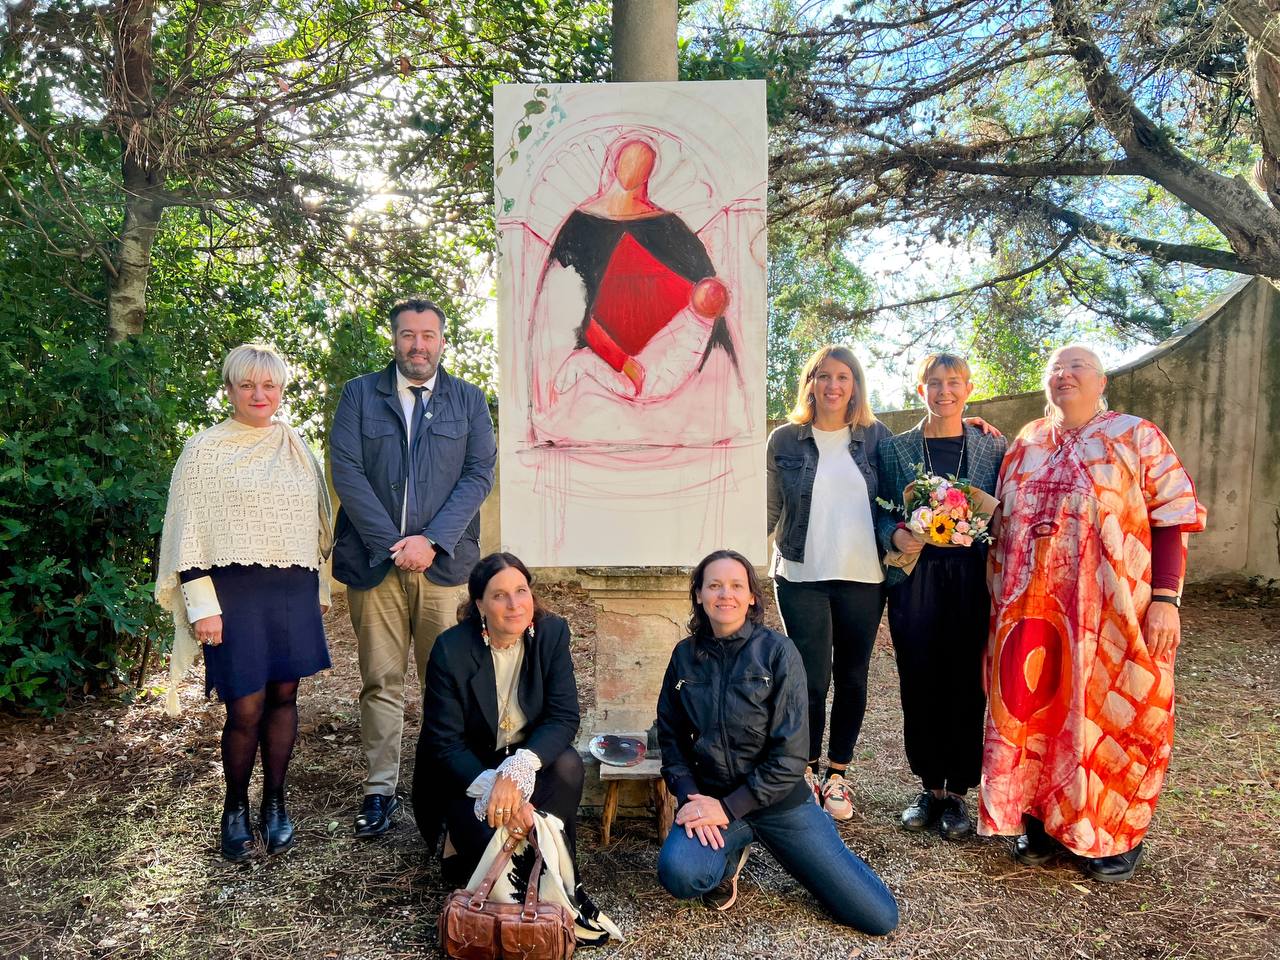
[493,642,523,733]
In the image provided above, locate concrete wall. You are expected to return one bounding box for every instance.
[479,278,1280,583]
[877,277,1280,582]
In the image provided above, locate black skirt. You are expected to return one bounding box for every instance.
[200,564,330,702]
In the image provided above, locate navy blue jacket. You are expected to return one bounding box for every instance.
[657,621,811,820]
[329,362,496,589]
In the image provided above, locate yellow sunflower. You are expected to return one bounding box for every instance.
[928,515,956,544]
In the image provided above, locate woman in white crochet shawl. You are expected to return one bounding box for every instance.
[156,343,333,862]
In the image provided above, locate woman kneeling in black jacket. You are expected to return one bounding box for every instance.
[655,550,898,934]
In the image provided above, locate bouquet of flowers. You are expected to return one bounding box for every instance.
[876,464,998,575]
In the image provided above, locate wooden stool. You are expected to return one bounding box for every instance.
[599,757,676,845]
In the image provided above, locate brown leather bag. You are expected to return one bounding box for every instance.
[438,832,576,960]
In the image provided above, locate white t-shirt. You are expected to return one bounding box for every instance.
[772,426,884,584]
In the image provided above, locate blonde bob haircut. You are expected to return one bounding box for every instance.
[915,352,971,385]
[1042,343,1108,422]
[787,344,876,429]
[222,343,290,391]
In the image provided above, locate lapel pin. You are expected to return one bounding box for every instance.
[425,411,433,419]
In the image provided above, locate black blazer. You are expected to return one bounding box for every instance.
[411,613,580,846]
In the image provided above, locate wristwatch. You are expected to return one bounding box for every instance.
[1151,594,1181,608]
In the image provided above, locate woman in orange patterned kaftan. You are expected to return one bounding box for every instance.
[979,345,1206,883]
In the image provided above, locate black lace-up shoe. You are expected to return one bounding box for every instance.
[1083,842,1145,883]
[900,791,941,832]
[353,793,401,839]
[938,795,973,840]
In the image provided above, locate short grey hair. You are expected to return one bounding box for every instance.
[222,343,290,390]
[1043,343,1107,422]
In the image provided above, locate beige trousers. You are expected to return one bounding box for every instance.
[349,568,466,795]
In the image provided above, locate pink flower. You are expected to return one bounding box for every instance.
[952,533,973,547]
[943,487,968,510]
[955,520,971,534]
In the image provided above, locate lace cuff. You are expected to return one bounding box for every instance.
[466,749,542,821]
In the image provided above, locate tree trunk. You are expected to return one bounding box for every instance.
[612,0,677,82]
[108,174,162,342]
[107,0,161,342]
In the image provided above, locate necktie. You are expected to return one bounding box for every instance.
[404,385,430,534]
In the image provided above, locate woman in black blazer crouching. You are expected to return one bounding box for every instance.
[412,552,582,882]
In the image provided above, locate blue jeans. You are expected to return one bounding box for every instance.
[657,799,899,935]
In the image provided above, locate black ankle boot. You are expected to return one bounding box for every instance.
[221,801,256,862]
[260,788,295,855]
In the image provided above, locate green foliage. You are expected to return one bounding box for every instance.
[0,1,612,713]
[679,2,819,123]
[767,231,873,418]
[0,252,182,712]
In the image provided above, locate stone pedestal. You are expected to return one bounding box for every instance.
[577,566,689,736]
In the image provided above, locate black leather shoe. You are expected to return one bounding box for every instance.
[900,791,941,832]
[260,789,295,855]
[353,793,401,839]
[221,803,256,862]
[938,795,973,840]
[1083,842,1144,883]
[1013,816,1060,866]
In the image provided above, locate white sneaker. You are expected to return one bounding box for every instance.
[822,772,855,821]
[804,767,822,805]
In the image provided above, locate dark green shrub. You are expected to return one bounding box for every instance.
[0,321,183,713]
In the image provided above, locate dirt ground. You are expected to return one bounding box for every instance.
[1,578,1277,960]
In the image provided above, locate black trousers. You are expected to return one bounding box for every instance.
[441,746,584,878]
[886,547,989,794]
[775,577,886,765]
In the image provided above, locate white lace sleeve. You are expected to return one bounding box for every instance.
[468,750,542,820]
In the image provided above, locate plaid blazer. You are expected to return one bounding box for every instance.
[874,420,1007,587]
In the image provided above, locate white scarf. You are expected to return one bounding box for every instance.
[155,418,333,715]
[467,812,625,946]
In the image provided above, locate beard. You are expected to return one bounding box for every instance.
[396,349,440,382]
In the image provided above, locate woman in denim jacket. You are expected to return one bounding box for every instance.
[766,345,891,819]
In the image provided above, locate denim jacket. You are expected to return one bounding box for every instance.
[766,419,893,564]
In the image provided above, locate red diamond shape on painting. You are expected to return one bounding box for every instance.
[590,232,694,357]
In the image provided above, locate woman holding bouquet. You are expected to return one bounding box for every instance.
[979,345,1205,882]
[875,353,1006,839]
[766,346,892,819]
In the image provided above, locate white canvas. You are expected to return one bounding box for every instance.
[495,81,767,566]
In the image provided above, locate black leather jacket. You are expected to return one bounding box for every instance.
[657,621,810,819]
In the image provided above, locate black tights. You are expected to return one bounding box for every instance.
[221,681,299,809]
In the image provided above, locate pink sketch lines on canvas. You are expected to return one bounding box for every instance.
[496,82,767,566]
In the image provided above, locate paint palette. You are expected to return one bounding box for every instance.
[589,735,647,767]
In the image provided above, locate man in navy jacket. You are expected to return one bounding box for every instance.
[330,297,496,838]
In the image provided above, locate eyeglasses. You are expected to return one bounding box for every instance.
[1048,361,1099,376]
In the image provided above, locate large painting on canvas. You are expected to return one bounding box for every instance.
[495,81,767,566]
